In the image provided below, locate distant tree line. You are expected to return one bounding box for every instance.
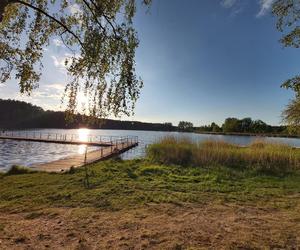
[0,99,291,135]
[0,99,175,132]
[194,117,287,135]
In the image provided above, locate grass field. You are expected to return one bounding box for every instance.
[1,140,300,249]
[1,159,300,212]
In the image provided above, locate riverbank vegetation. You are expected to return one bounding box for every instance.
[147,137,300,172]
[1,146,300,248]
[194,117,287,135]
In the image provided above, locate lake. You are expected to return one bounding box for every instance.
[1,128,300,171]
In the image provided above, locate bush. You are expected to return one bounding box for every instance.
[146,137,300,172]
[6,165,35,175]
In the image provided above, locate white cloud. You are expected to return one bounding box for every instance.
[221,0,238,8]
[45,83,65,91]
[256,0,275,17]
[53,38,63,47]
[51,54,72,74]
[51,55,65,68]
[68,4,82,15]
[0,83,4,88]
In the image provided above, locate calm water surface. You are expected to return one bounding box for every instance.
[1,129,300,171]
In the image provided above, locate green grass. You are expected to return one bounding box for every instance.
[0,159,300,212]
[147,137,300,172]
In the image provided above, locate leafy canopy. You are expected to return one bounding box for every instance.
[0,0,151,118]
[272,0,300,127]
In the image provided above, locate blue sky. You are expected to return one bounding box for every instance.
[0,0,299,126]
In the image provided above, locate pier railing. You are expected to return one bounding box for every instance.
[0,130,138,147]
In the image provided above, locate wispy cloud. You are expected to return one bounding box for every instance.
[256,0,275,17]
[220,0,244,17]
[45,83,65,91]
[221,0,238,8]
[51,55,65,68]
[221,0,275,18]
[51,54,73,74]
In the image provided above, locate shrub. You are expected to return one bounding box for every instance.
[6,165,35,175]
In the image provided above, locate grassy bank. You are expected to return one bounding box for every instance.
[1,149,300,248]
[1,158,300,213]
[147,137,300,172]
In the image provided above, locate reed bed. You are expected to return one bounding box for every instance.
[146,137,300,171]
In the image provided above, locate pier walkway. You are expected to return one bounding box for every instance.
[0,131,139,172]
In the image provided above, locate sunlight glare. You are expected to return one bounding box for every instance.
[78,128,89,142]
[77,128,89,154]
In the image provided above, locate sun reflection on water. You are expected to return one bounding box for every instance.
[78,128,89,142]
[78,128,89,154]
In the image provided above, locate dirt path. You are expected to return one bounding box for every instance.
[0,203,300,249]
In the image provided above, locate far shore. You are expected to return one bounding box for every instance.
[2,127,300,139]
[195,131,300,139]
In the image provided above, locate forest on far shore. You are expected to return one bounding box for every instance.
[0,99,290,135]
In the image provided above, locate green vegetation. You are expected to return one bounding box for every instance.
[147,137,300,172]
[1,156,300,213]
[178,121,194,132]
[195,117,287,135]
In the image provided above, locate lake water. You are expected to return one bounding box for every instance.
[1,128,300,171]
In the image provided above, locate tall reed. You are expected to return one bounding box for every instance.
[146,137,300,171]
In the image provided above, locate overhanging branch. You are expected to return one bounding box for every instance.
[15,0,84,47]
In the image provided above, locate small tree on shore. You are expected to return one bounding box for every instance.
[178,121,194,132]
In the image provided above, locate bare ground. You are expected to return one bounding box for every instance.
[0,202,300,250]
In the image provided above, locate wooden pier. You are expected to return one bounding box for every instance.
[0,131,139,172]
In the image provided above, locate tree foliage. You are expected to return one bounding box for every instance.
[196,117,286,134]
[282,97,300,132]
[272,0,300,127]
[178,121,194,132]
[0,0,151,118]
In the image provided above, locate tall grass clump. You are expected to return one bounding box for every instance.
[146,137,300,172]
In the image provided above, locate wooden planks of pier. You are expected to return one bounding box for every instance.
[31,141,138,172]
[0,131,139,172]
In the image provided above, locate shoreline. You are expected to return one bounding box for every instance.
[3,128,300,139]
[195,131,300,139]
